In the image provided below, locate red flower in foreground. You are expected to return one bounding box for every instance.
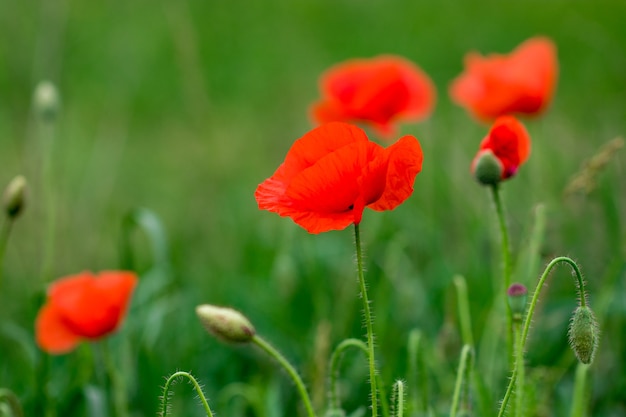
[311,55,436,137]
[472,116,531,182]
[36,271,138,354]
[450,37,557,120]
[255,122,423,233]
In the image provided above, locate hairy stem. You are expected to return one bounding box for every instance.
[354,223,378,417]
[160,371,213,417]
[490,184,513,365]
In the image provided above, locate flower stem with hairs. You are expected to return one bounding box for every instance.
[354,223,379,417]
[160,371,213,417]
[490,184,514,364]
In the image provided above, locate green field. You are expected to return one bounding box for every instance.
[1,1,625,416]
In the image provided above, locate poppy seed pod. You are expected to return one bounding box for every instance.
[3,175,27,219]
[196,305,256,343]
[568,306,599,364]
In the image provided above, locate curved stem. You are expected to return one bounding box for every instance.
[449,345,473,417]
[354,223,378,417]
[0,389,24,417]
[252,335,316,417]
[497,256,587,417]
[490,184,513,365]
[328,338,368,410]
[160,371,213,417]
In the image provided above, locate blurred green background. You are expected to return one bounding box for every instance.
[1,0,625,416]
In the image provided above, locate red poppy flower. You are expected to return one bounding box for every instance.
[36,271,138,354]
[255,122,423,234]
[472,116,531,181]
[450,37,557,120]
[310,55,436,138]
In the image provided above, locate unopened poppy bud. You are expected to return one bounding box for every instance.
[196,304,255,343]
[33,81,60,122]
[507,283,528,320]
[568,306,599,364]
[472,150,503,186]
[3,175,27,219]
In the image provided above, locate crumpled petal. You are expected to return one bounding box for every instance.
[255,122,423,233]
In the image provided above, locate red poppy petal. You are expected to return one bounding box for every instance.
[255,123,369,215]
[368,135,423,211]
[35,302,81,354]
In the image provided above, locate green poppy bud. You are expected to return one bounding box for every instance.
[3,175,27,219]
[472,150,503,186]
[196,304,255,343]
[568,306,599,364]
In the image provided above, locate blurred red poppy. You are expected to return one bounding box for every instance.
[36,271,137,354]
[311,55,436,138]
[472,116,531,180]
[255,122,423,233]
[450,37,557,120]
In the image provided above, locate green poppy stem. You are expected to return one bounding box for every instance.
[449,345,473,417]
[569,363,589,417]
[100,341,129,417]
[252,335,316,417]
[354,223,379,417]
[392,380,405,417]
[489,184,514,365]
[328,338,368,411]
[160,371,214,417]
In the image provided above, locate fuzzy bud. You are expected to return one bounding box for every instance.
[568,306,599,364]
[33,81,60,122]
[3,175,28,219]
[507,283,528,321]
[196,304,255,343]
[472,150,503,186]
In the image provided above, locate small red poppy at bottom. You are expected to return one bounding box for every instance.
[36,271,138,354]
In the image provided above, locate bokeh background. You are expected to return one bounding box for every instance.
[1,1,625,416]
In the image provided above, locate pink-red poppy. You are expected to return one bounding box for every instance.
[310,55,436,137]
[255,122,423,233]
[450,37,558,120]
[472,116,531,180]
[36,271,138,354]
